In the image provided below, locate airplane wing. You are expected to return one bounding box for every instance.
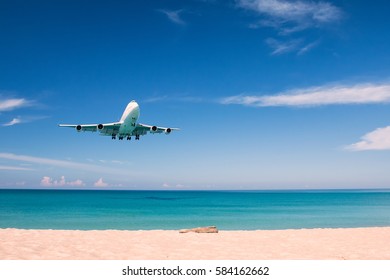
[59,122,122,135]
[134,123,180,135]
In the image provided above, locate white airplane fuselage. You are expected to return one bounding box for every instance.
[59,99,178,140]
[118,100,140,136]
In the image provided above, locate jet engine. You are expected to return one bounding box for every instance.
[76,125,82,131]
[151,126,157,132]
[165,128,172,134]
[97,124,104,130]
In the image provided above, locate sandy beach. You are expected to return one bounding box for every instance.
[1,227,389,260]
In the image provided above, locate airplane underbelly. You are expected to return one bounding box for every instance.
[119,109,139,135]
[119,124,135,135]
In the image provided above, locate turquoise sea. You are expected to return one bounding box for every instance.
[1,189,390,230]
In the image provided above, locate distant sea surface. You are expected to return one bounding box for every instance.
[1,189,390,230]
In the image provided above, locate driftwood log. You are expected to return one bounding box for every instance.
[179,226,218,233]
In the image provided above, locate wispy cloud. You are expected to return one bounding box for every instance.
[2,117,22,126]
[0,153,99,169]
[0,152,131,176]
[237,0,342,32]
[265,37,302,55]
[221,83,390,107]
[237,0,343,55]
[346,126,390,151]
[143,95,203,103]
[297,39,320,55]
[0,181,26,187]
[0,98,33,112]
[1,115,48,127]
[158,9,186,25]
[265,37,320,55]
[143,95,169,103]
[40,176,85,187]
[0,165,33,171]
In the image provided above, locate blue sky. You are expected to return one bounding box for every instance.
[1,0,390,190]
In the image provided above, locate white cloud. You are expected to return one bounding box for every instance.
[161,182,190,188]
[0,153,101,169]
[2,117,22,126]
[221,83,390,107]
[144,95,169,103]
[0,152,130,176]
[0,165,33,171]
[346,126,390,151]
[144,95,203,103]
[40,176,85,187]
[94,178,108,187]
[158,9,186,25]
[297,40,320,55]
[0,98,32,112]
[237,0,342,30]
[265,37,319,56]
[2,116,48,127]
[266,37,302,55]
[0,181,26,187]
[237,0,342,55]
[40,176,52,186]
[69,179,85,186]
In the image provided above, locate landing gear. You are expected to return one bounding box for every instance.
[112,134,138,141]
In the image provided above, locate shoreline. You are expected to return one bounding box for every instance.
[1,227,390,260]
[2,225,390,231]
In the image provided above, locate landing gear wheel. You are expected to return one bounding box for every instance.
[127,136,131,140]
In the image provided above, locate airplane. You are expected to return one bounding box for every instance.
[59,100,179,140]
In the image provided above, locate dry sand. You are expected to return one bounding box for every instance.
[1,227,389,260]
